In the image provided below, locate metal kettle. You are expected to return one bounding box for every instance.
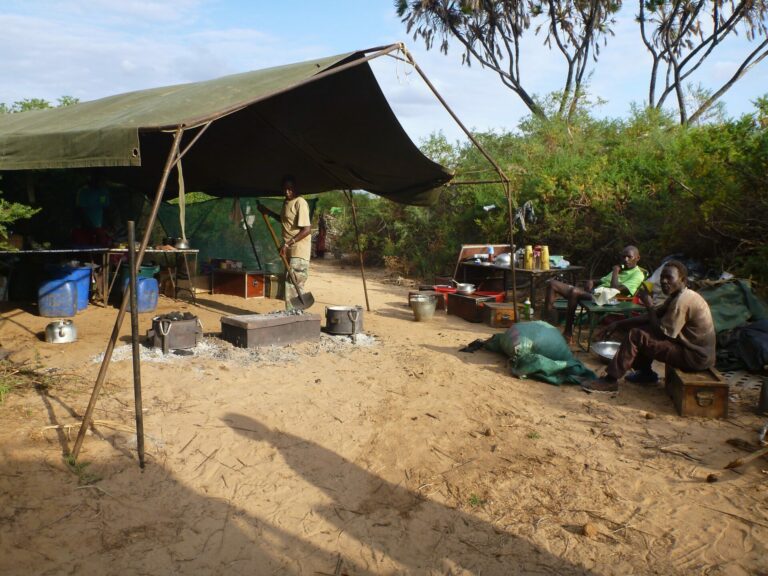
[45,320,77,344]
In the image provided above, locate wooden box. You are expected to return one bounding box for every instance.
[211,270,264,299]
[665,365,728,418]
[446,293,496,323]
[220,313,321,348]
[483,302,518,328]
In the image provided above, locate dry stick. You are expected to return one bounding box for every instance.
[699,504,768,530]
[344,190,370,312]
[724,445,768,469]
[194,448,219,471]
[71,128,185,461]
[127,221,145,469]
[400,45,518,308]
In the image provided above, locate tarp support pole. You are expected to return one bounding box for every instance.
[344,190,370,312]
[400,45,518,307]
[71,127,185,461]
[127,220,145,469]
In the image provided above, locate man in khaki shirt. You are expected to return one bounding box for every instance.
[583,260,716,393]
[258,176,312,309]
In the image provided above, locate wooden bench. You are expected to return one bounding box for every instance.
[665,365,728,418]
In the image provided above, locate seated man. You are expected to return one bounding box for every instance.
[583,260,716,393]
[543,245,644,343]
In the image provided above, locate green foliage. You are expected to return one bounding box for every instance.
[0,96,79,114]
[330,97,768,293]
[0,177,40,249]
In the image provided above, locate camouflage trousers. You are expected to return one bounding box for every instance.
[284,257,310,310]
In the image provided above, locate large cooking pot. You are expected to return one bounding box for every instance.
[325,305,364,335]
[45,320,77,344]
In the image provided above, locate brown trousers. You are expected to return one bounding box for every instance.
[607,326,697,379]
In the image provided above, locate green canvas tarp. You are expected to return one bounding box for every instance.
[0,45,452,205]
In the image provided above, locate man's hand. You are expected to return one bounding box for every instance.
[612,264,622,274]
[636,283,654,308]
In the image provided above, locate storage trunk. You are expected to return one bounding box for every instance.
[665,365,728,418]
[220,313,320,348]
[212,270,264,299]
[446,293,496,323]
[483,302,518,328]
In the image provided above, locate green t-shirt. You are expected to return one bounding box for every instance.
[598,266,644,296]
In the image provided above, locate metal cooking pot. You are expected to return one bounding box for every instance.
[174,238,191,250]
[494,252,512,266]
[455,283,476,295]
[45,320,77,344]
[325,305,364,335]
[591,341,621,363]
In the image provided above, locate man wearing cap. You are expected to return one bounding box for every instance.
[258,176,312,309]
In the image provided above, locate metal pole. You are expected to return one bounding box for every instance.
[127,221,145,468]
[400,45,520,307]
[345,190,370,312]
[72,128,185,460]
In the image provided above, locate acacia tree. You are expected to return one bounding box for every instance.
[639,0,768,124]
[396,0,621,121]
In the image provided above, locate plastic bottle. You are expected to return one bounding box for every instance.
[487,245,494,262]
[523,297,531,321]
[541,245,550,270]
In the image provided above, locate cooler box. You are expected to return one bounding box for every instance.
[482,302,518,328]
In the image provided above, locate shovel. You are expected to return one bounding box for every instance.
[260,211,314,310]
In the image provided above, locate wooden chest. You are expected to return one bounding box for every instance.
[446,293,496,323]
[212,270,264,299]
[483,302,518,328]
[665,365,728,418]
[220,313,320,348]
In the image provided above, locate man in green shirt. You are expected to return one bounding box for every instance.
[543,245,644,343]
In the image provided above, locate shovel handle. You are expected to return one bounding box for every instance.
[260,211,306,300]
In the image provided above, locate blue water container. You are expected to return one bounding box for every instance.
[121,276,159,313]
[46,265,91,311]
[38,279,78,317]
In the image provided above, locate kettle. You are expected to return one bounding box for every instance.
[45,320,77,344]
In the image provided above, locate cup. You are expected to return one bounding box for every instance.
[643,280,653,292]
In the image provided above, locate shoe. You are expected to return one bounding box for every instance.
[625,370,659,384]
[581,377,619,393]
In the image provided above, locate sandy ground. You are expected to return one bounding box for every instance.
[1,259,767,576]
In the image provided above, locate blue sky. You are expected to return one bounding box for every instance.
[1,0,765,144]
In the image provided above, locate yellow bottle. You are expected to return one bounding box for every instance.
[541,245,550,270]
[524,245,533,270]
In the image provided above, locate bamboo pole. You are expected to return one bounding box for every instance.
[344,190,370,312]
[71,128,185,460]
[127,221,145,468]
[399,45,518,307]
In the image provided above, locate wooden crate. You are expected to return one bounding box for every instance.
[446,293,496,323]
[211,270,264,299]
[482,302,518,328]
[665,365,728,418]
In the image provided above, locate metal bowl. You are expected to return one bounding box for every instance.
[591,341,621,363]
[455,283,476,295]
[494,252,512,266]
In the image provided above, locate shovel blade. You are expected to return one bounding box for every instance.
[290,291,315,311]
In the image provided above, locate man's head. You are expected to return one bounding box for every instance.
[620,245,640,269]
[660,260,688,295]
[282,175,297,200]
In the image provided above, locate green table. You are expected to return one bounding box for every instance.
[554,299,646,351]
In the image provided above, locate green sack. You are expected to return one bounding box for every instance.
[484,321,596,385]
